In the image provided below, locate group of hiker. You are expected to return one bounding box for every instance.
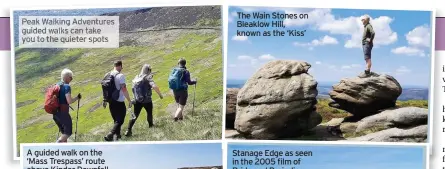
[45,58,197,142]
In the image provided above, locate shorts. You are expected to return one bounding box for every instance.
[53,110,73,136]
[362,43,373,60]
[173,89,188,106]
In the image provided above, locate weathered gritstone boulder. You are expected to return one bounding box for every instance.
[234,60,322,139]
[325,107,428,142]
[226,88,239,129]
[354,107,428,132]
[350,125,427,142]
[329,72,402,117]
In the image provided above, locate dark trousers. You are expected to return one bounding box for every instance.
[108,100,126,136]
[53,111,72,136]
[127,101,153,130]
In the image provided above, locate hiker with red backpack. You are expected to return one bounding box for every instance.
[101,60,133,141]
[45,68,81,143]
[168,58,197,121]
[124,64,163,137]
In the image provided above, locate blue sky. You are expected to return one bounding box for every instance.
[228,143,426,169]
[23,143,222,169]
[227,6,432,87]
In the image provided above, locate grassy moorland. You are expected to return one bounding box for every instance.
[15,30,223,147]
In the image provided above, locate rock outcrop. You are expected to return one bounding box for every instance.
[325,107,428,142]
[234,60,322,139]
[226,88,239,129]
[351,125,427,142]
[329,72,402,117]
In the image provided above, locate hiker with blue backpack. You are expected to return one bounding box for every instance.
[124,64,163,137]
[168,58,197,121]
[101,60,133,141]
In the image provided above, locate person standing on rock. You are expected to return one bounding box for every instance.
[359,14,375,78]
[53,68,81,143]
[103,60,133,141]
[124,64,163,137]
[168,58,197,121]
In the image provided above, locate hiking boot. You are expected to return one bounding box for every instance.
[174,117,179,122]
[104,133,113,142]
[124,130,132,137]
[116,134,122,140]
[358,70,371,78]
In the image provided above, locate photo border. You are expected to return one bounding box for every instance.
[223,5,436,153]
[226,140,430,169]
[10,2,224,160]
[20,140,224,168]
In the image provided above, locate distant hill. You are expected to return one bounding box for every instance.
[227,80,429,101]
[101,6,222,31]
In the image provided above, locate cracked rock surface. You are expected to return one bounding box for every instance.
[234,60,322,139]
[328,72,402,117]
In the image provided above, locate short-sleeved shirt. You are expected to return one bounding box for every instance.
[110,70,126,102]
[362,23,375,45]
[57,82,71,105]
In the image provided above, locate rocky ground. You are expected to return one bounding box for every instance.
[226,60,428,143]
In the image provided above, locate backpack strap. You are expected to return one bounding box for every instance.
[58,81,64,98]
[178,67,185,81]
[113,72,122,90]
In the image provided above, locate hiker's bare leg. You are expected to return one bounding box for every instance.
[174,105,185,118]
[366,58,372,72]
[57,134,69,142]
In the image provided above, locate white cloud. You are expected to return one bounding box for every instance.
[328,65,337,69]
[343,16,397,48]
[395,66,411,75]
[341,65,352,69]
[315,61,322,65]
[228,11,238,23]
[238,55,254,60]
[237,55,258,65]
[259,54,276,61]
[391,46,426,57]
[232,35,248,41]
[391,24,431,57]
[231,11,239,17]
[341,64,361,70]
[236,54,278,66]
[293,35,338,48]
[312,35,339,45]
[282,9,397,48]
[406,25,431,47]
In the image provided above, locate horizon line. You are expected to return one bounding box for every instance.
[226,80,430,88]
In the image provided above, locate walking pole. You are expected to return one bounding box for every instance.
[74,98,80,142]
[192,81,197,115]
